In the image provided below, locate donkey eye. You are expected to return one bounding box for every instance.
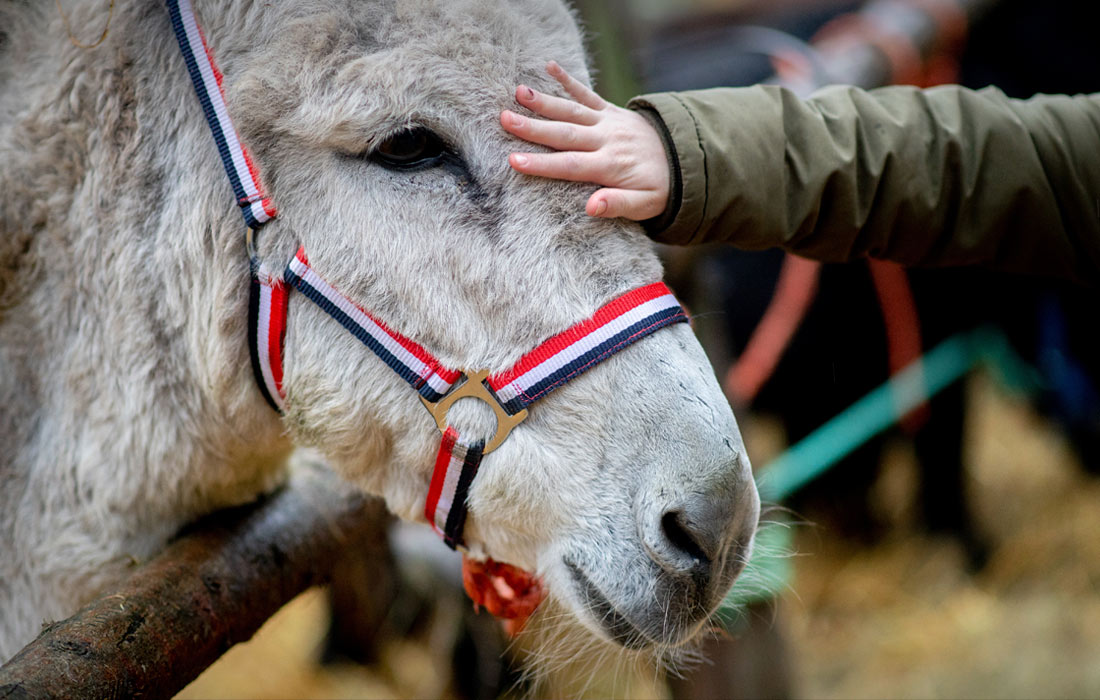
[372,127,446,168]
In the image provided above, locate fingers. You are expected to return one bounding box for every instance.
[510,61,605,124]
[503,60,669,223]
[586,188,666,221]
[500,110,599,151]
[508,151,604,184]
[546,60,607,111]
[514,84,599,126]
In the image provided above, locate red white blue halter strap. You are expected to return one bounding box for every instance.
[167,0,689,548]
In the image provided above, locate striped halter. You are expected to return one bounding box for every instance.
[168,0,688,549]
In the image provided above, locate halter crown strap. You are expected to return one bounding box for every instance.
[167,0,276,229]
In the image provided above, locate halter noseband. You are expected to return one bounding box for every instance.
[168,0,689,549]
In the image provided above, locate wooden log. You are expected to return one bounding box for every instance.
[0,463,377,700]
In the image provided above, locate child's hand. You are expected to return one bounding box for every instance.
[501,61,669,221]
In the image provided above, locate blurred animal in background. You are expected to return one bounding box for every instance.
[0,0,761,675]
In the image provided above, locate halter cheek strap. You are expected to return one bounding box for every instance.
[427,427,484,547]
[168,0,286,414]
[248,259,289,413]
[168,0,690,550]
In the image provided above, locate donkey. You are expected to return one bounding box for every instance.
[0,0,759,667]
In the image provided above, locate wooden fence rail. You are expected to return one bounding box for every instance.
[0,463,381,700]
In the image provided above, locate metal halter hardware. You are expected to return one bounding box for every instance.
[419,370,529,455]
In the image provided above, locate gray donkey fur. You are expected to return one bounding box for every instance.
[0,0,759,668]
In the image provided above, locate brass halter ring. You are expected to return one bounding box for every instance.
[419,369,528,454]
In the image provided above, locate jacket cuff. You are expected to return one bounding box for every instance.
[627,107,681,236]
[627,93,708,245]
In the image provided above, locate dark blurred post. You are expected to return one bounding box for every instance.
[323,498,399,665]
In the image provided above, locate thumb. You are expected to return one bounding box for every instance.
[586,188,664,221]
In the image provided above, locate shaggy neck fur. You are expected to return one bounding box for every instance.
[0,1,292,656]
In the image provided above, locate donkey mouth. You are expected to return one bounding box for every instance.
[563,558,652,649]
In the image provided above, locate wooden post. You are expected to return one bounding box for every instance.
[0,463,378,700]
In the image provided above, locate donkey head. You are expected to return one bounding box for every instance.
[206,0,759,650]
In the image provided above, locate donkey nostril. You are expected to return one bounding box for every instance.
[661,510,711,565]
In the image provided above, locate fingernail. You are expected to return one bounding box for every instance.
[509,112,523,127]
[593,199,608,216]
[513,154,529,166]
[521,85,534,101]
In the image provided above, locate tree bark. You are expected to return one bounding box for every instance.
[0,462,378,700]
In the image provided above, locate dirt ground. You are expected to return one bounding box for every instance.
[179,372,1100,699]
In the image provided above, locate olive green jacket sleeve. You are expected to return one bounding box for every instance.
[629,85,1100,284]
